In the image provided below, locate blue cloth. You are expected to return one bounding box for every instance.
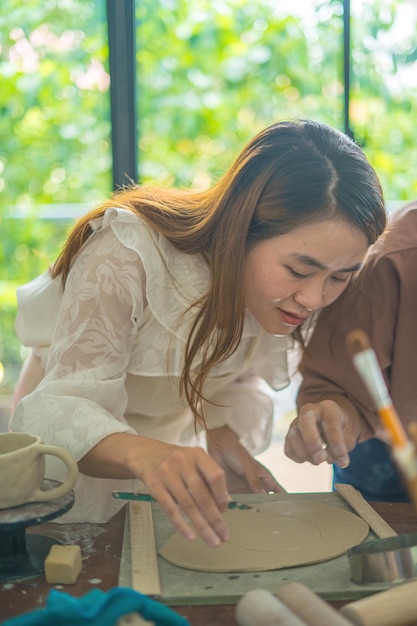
[3,587,189,626]
[333,438,410,502]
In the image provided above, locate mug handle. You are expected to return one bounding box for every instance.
[32,445,79,501]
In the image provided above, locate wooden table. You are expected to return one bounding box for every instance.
[1,501,417,625]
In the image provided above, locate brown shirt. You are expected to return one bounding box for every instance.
[297,200,417,434]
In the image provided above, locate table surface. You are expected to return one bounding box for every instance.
[1,499,417,625]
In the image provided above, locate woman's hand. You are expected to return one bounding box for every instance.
[80,433,232,546]
[284,399,375,468]
[125,437,232,547]
[207,425,286,494]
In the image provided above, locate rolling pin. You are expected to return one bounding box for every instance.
[235,588,307,626]
[340,579,417,626]
[277,582,352,626]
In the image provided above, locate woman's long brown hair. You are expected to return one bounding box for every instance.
[51,119,386,428]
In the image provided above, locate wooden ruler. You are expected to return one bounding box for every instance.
[129,501,161,597]
[335,483,397,538]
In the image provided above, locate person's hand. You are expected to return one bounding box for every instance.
[207,425,286,494]
[284,399,374,468]
[128,438,231,547]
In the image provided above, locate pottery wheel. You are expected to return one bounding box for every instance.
[159,501,369,572]
[0,479,74,581]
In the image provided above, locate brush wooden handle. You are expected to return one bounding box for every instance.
[277,582,352,626]
[346,329,371,354]
[341,580,417,626]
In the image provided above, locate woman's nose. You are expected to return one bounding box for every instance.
[294,281,326,312]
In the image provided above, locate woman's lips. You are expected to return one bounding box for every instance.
[278,309,307,326]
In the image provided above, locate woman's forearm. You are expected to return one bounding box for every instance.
[77,431,147,479]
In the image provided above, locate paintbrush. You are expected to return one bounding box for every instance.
[347,329,417,508]
[112,490,253,510]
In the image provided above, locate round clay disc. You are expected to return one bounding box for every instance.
[158,501,369,572]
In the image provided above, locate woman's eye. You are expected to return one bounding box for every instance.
[287,267,309,279]
[331,275,350,283]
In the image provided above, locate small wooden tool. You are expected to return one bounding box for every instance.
[334,483,397,538]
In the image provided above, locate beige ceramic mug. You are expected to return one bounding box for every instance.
[0,432,78,509]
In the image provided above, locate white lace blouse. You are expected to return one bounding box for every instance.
[12,208,291,522]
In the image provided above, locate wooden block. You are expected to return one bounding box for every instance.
[44,544,82,584]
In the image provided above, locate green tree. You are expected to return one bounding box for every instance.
[0,0,111,388]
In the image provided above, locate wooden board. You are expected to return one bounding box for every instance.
[118,492,396,606]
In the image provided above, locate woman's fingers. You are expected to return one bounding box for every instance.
[285,401,354,468]
[284,412,328,464]
[258,464,287,493]
[208,425,285,495]
[239,456,286,494]
[144,446,230,546]
[152,483,228,547]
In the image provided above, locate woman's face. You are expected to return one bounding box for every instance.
[244,218,369,335]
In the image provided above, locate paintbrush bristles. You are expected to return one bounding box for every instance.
[346,329,371,355]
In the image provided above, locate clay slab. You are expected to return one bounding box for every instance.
[159,501,369,572]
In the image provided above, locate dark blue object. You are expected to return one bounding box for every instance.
[333,438,410,502]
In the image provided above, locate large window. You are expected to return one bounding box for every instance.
[135,0,417,199]
[1,0,416,392]
[1,0,110,389]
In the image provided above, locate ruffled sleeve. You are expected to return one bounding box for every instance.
[12,221,145,466]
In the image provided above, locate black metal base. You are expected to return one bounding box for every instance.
[0,479,74,582]
[0,532,60,581]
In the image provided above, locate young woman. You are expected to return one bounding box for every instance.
[11,119,386,546]
[285,200,417,503]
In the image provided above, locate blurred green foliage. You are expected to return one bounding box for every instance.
[0,0,111,389]
[135,0,417,198]
[0,0,416,392]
